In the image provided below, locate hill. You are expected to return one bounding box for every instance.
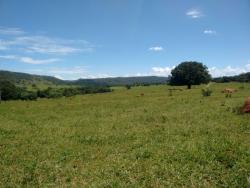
[0,70,169,87]
[213,72,250,83]
[74,76,169,86]
[0,70,65,87]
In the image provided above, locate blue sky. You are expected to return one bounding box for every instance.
[0,0,249,79]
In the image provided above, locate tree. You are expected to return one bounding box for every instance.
[125,85,131,90]
[170,61,211,89]
[0,80,21,100]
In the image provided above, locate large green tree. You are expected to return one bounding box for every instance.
[170,61,211,89]
[0,80,21,100]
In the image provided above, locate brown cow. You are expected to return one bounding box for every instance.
[241,98,250,113]
[221,88,237,93]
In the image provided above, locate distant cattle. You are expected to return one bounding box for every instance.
[241,98,250,113]
[221,88,237,93]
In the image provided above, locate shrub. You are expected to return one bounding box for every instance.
[201,88,213,97]
[0,80,21,100]
[125,85,131,90]
[20,91,38,100]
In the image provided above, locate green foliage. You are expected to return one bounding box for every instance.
[125,85,131,90]
[170,61,211,89]
[201,85,213,97]
[201,88,213,97]
[20,90,38,100]
[0,80,21,100]
[0,79,111,101]
[37,86,111,99]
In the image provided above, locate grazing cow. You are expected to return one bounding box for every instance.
[221,88,237,93]
[140,93,144,97]
[241,98,250,113]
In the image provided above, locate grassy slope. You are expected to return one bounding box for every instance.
[0,83,249,187]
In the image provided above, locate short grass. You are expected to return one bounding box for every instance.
[0,83,249,187]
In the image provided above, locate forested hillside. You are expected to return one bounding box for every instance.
[0,70,169,87]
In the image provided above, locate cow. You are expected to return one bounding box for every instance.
[241,98,250,113]
[221,88,237,93]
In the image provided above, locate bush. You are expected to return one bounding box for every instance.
[0,80,21,100]
[125,85,131,90]
[201,88,213,97]
[0,83,112,101]
[20,91,38,100]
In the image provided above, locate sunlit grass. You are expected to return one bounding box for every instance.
[0,83,249,187]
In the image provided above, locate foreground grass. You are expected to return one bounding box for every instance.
[0,83,249,187]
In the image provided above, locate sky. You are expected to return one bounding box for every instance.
[0,0,249,80]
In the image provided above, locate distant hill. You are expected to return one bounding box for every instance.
[0,70,169,87]
[73,76,169,86]
[0,70,65,86]
[213,72,250,83]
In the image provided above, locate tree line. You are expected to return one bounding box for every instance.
[0,80,111,101]
[212,72,250,83]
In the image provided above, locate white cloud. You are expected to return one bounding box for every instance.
[0,55,17,59]
[1,36,93,55]
[0,27,25,35]
[19,57,59,64]
[204,30,216,35]
[151,63,250,78]
[246,64,250,70]
[27,66,115,80]
[152,66,174,76]
[54,75,64,80]
[0,27,94,55]
[186,9,203,18]
[149,46,164,52]
[0,55,59,64]
[208,65,250,77]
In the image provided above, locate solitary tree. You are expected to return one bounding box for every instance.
[170,61,211,89]
[0,80,20,100]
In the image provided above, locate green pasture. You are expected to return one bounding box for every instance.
[0,83,249,187]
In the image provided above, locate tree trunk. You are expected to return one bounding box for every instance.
[187,84,191,89]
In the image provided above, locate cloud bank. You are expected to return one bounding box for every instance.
[152,64,250,78]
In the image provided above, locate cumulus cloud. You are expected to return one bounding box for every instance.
[204,30,216,35]
[209,65,250,77]
[0,27,25,35]
[151,64,250,78]
[186,9,203,18]
[0,55,59,64]
[148,46,164,52]
[152,66,175,76]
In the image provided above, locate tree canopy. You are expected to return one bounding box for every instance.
[170,61,211,89]
[0,80,21,100]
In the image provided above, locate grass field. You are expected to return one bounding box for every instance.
[0,83,249,187]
